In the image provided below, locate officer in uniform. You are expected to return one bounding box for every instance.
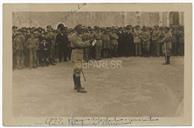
[26,30,39,68]
[171,25,179,56]
[152,26,161,56]
[160,27,172,64]
[39,34,50,66]
[141,27,151,57]
[101,29,111,58]
[68,24,96,93]
[93,27,103,60]
[178,26,184,56]
[109,29,119,57]
[45,25,56,65]
[126,26,134,56]
[133,25,142,56]
[12,26,18,69]
[81,27,92,61]
[13,29,25,69]
[117,27,124,57]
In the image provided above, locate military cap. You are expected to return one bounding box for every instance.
[46,25,52,29]
[74,24,82,31]
[164,27,170,31]
[126,25,132,29]
[12,26,17,29]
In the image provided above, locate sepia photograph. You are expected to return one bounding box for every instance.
[3,3,192,126]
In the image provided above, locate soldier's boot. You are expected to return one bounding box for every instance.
[75,75,82,92]
[73,73,83,90]
[167,56,170,64]
[75,75,86,93]
[73,73,77,90]
[163,55,169,65]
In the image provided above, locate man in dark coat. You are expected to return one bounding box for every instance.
[56,24,69,62]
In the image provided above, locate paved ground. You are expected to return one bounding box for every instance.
[13,57,184,117]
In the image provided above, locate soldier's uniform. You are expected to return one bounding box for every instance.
[126,28,134,56]
[161,28,172,64]
[140,29,151,57]
[178,27,184,56]
[39,37,50,66]
[23,30,31,67]
[26,32,39,68]
[81,30,92,61]
[45,26,56,65]
[13,31,25,69]
[133,28,142,56]
[109,31,119,57]
[93,30,103,60]
[152,28,161,56]
[101,31,111,58]
[68,25,95,92]
[12,26,17,69]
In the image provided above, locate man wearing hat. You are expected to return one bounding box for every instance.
[45,25,56,65]
[56,23,69,62]
[93,26,103,60]
[13,28,25,69]
[26,30,40,68]
[160,27,172,64]
[141,27,151,57]
[101,29,111,58]
[133,25,142,56]
[68,24,96,93]
[109,28,119,57]
[152,25,161,56]
[12,26,18,69]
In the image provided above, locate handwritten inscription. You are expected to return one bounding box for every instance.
[45,116,159,126]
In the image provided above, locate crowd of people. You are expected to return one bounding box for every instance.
[12,24,184,70]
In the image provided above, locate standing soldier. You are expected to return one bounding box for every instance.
[68,24,96,93]
[13,29,25,69]
[26,30,39,68]
[45,25,56,65]
[12,26,18,69]
[81,27,91,61]
[39,34,50,66]
[160,27,172,64]
[101,29,111,58]
[152,26,161,56]
[171,25,179,56]
[133,25,142,56]
[67,28,74,60]
[93,27,103,60]
[23,29,31,67]
[126,25,134,56]
[141,27,151,57]
[109,29,119,57]
[178,26,184,56]
[117,27,124,57]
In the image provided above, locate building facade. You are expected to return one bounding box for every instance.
[13,12,184,28]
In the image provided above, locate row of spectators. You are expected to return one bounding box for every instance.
[12,24,184,69]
